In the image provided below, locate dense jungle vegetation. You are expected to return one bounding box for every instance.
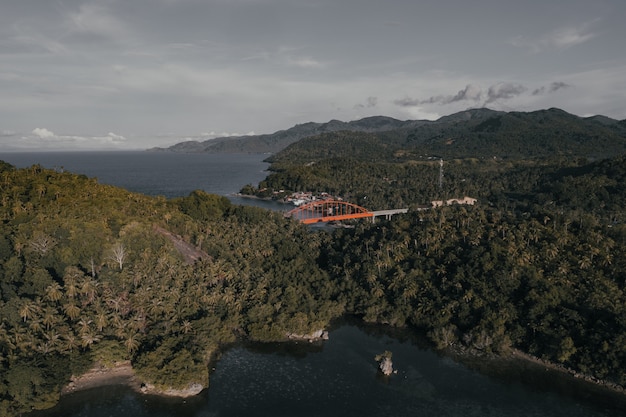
[0,163,342,414]
[241,108,626,390]
[2,108,626,414]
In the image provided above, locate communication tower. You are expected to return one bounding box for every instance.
[438,158,444,190]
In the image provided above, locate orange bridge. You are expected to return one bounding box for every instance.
[286,200,408,224]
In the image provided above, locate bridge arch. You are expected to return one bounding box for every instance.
[286,200,373,224]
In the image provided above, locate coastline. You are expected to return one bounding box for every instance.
[61,361,204,398]
[446,345,626,398]
[508,348,626,395]
[230,192,289,204]
[61,342,625,404]
[61,361,140,395]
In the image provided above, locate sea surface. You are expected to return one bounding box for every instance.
[1,151,286,211]
[3,151,625,417]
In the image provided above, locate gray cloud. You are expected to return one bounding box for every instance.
[532,81,571,96]
[394,83,526,108]
[354,96,378,109]
[485,83,527,104]
[436,84,482,105]
[393,97,420,107]
[395,84,483,107]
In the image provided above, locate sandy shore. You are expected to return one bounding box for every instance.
[61,361,205,398]
[61,361,141,394]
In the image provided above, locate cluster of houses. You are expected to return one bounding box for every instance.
[430,196,478,208]
[284,192,338,207]
[283,190,478,211]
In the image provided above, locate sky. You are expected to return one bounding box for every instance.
[1,0,625,151]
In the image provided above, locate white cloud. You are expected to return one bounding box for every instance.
[32,127,56,138]
[199,131,256,138]
[3,129,131,151]
[102,132,126,143]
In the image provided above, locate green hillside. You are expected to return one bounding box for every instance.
[0,163,342,414]
[247,108,626,211]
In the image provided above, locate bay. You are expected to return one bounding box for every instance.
[3,151,625,417]
[27,322,626,417]
[1,151,286,211]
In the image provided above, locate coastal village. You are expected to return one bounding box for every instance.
[280,190,477,210]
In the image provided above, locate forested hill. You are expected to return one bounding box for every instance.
[238,108,626,400]
[267,108,626,165]
[0,163,344,414]
[152,115,429,154]
[155,108,626,157]
[406,108,626,160]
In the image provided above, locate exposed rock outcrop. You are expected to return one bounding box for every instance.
[140,382,204,397]
[375,351,394,376]
[286,329,329,342]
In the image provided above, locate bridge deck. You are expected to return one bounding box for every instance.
[299,212,374,224]
[288,200,408,224]
[371,209,409,217]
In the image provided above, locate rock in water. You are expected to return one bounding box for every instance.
[375,350,394,376]
[379,357,394,376]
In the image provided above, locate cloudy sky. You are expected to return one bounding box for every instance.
[1,0,625,151]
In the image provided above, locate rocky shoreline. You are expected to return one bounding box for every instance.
[62,361,204,398]
[60,329,330,399]
[62,361,139,395]
[445,345,626,397]
[507,348,626,395]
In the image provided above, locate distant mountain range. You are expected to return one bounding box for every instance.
[150,115,431,154]
[152,108,626,158]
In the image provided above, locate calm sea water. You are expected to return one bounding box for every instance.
[1,151,285,211]
[3,151,625,417]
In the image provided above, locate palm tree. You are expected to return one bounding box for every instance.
[19,301,39,322]
[80,278,99,305]
[28,317,43,334]
[180,320,193,334]
[578,256,592,270]
[94,309,108,333]
[77,318,93,335]
[39,307,58,331]
[44,330,61,351]
[63,302,81,320]
[81,330,100,349]
[44,282,63,303]
[123,331,141,354]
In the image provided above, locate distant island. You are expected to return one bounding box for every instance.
[2,107,626,414]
